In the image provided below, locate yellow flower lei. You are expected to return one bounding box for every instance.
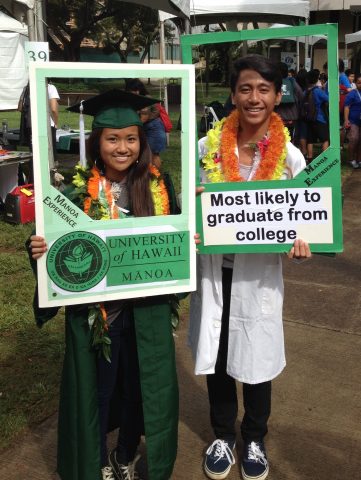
[202,118,227,183]
[202,112,290,183]
[149,164,170,215]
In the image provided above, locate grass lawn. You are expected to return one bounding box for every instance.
[0,85,352,451]
[0,220,65,451]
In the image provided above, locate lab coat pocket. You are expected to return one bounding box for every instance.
[261,264,283,315]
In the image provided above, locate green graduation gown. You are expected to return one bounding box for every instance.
[33,282,178,480]
[30,172,180,480]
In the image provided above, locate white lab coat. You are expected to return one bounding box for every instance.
[189,141,305,384]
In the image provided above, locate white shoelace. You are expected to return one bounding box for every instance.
[102,466,115,480]
[119,454,142,480]
[247,442,268,466]
[206,439,235,465]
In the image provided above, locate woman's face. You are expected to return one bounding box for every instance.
[99,126,140,182]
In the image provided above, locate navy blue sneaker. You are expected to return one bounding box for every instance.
[204,439,235,479]
[241,441,269,480]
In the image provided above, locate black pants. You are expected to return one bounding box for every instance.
[97,307,144,466]
[206,268,271,444]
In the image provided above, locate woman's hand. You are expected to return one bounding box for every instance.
[196,185,205,195]
[288,239,312,261]
[194,233,202,246]
[30,235,48,260]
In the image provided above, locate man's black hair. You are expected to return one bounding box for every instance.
[230,55,283,94]
[125,78,148,95]
[296,68,308,90]
[278,62,289,79]
[339,59,345,73]
[307,69,320,86]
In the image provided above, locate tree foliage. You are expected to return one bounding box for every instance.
[46,0,175,62]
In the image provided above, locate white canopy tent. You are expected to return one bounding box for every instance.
[129,0,189,17]
[159,2,311,75]
[270,23,326,46]
[160,0,310,24]
[344,30,361,61]
[269,23,326,70]
[0,10,28,110]
[345,30,361,46]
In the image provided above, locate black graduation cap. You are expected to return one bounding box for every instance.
[67,89,160,129]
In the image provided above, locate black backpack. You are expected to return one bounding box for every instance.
[300,87,318,122]
[199,101,226,133]
[280,77,296,104]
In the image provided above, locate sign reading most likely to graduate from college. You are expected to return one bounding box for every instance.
[201,187,332,246]
[29,62,196,307]
[181,23,343,255]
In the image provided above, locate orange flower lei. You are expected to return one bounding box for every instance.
[207,110,289,182]
[83,166,119,219]
[80,164,169,219]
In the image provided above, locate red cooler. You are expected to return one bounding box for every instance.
[4,184,35,224]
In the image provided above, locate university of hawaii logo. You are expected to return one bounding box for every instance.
[47,231,110,292]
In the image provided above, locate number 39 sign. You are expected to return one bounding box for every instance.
[25,42,49,64]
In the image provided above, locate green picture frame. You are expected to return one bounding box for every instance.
[29,62,196,307]
[181,24,342,254]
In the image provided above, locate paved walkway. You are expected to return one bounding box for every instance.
[1,171,360,480]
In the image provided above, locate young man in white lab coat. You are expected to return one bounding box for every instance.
[190,55,311,480]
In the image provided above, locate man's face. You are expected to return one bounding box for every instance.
[231,69,282,131]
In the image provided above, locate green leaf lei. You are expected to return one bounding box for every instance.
[70,165,180,361]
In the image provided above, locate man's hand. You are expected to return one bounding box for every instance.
[288,239,312,261]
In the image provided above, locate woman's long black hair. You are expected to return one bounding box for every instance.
[86,126,155,217]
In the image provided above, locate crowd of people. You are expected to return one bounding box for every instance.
[275,59,361,169]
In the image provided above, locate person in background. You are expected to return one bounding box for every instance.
[190,55,311,480]
[48,80,60,159]
[125,78,148,96]
[288,68,296,78]
[274,62,303,141]
[139,105,167,168]
[28,90,180,480]
[304,69,329,162]
[344,74,361,169]
[126,79,168,168]
[322,62,328,77]
[325,60,352,141]
[338,60,353,93]
[345,69,356,89]
[294,69,309,156]
[319,73,328,89]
